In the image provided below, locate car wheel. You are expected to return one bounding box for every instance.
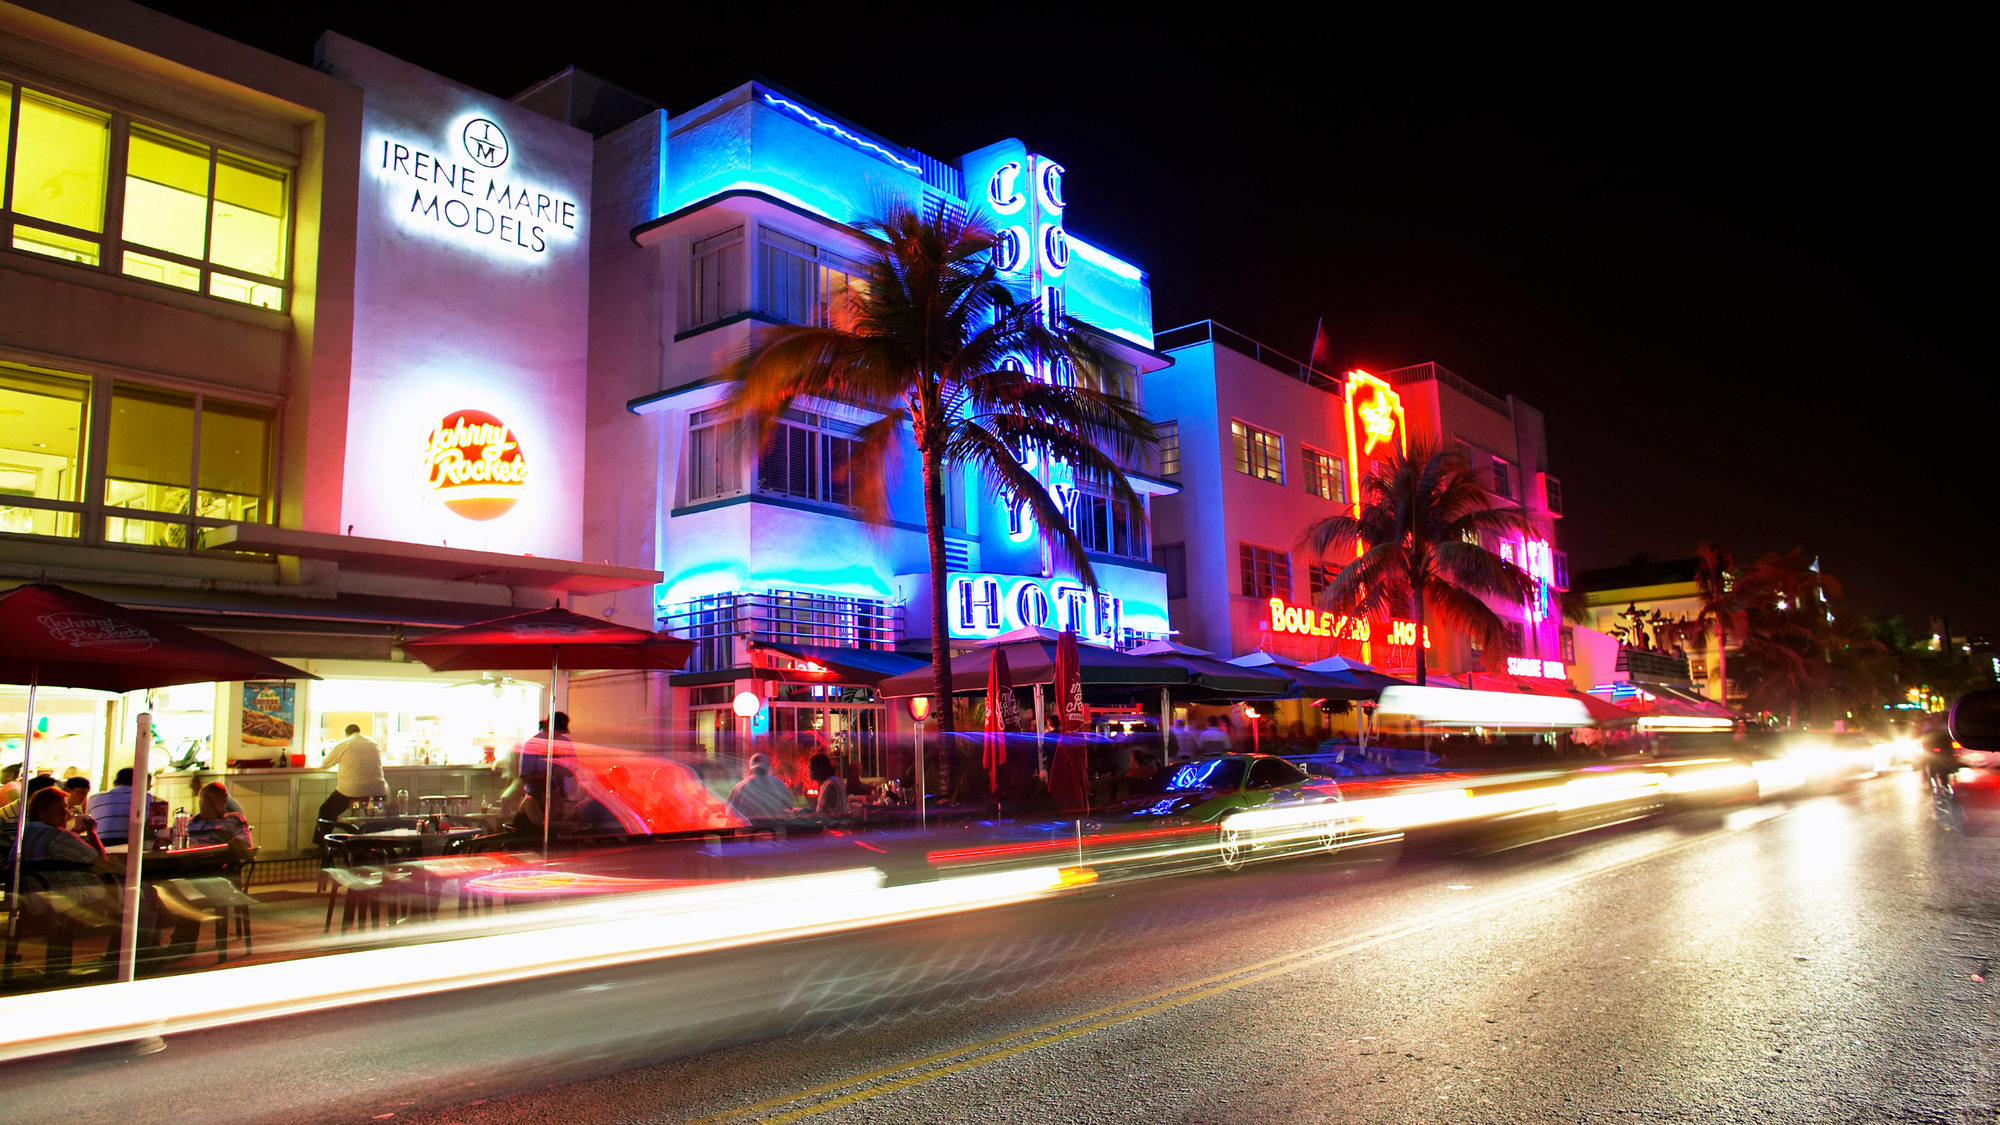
[1218,818,1246,871]
[1318,809,1340,851]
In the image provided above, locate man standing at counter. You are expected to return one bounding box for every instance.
[316,724,388,840]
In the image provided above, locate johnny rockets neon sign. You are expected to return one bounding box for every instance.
[425,409,527,521]
[1267,598,1430,648]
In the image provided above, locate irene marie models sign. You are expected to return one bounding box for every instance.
[375,117,579,255]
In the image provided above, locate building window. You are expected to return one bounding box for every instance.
[1070,485,1146,560]
[1307,561,1341,599]
[1560,628,1576,664]
[1,82,292,310]
[1231,421,1283,484]
[1157,542,1187,599]
[1544,475,1563,515]
[0,364,88,539]
[0,361,273,549]
[1302,447,1345,500]
[1239,542,1291,599]
[757,228,867,329]
[757,411,860,507]
[1503,620,1523,653]
[1490,457,1514,500]
[1156,420,1179,476]
[1552,549,1570,590]
[685,407,744,502]
[1077,355,1141,406]
[691,226,744,327]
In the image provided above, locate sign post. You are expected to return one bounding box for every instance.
[118,711,150,984]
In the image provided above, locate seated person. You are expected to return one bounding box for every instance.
[184,782,255,856]
[87,768,154,845]
[1125,749,1159,780]
[6,787,114,908]
[727,753,797,823]
[0,774,60,829]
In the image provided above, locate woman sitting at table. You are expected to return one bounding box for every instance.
[185,782,255,856]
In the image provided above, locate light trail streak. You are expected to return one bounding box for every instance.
[0,866,1080,1063]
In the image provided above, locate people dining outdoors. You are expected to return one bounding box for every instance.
[727,753,797,823]
[184,782,255,856]
[511,712,575,831]
[85,767,154,845]
[807,753,848,815]
[7,787,114,907]
[0,773,60,828]
[317,722,388,840]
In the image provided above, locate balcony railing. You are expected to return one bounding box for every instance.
[1382,362,1513,419]
[1155,320,1342,393]
[660,589,904,673]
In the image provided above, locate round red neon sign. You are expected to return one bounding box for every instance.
[425,408,527,521]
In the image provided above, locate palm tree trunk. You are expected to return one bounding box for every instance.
[920,440,955,797]
[1412,582,1427,688]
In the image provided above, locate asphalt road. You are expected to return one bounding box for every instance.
[7,771,1996,1124]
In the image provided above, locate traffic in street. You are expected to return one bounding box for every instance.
[6,767,1993,1124]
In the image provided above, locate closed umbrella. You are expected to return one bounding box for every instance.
[402,607,694,852]
[0,580,315,983]
[1049,631,1088,814]
[982,648,1018,798]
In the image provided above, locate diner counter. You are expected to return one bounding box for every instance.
[148,765,506,859]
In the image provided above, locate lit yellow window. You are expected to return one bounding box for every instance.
[209,154,286,279]
[121,250,200,291]
[106,383,194,525]
[0,363,88,540]
[123,128,210,259]
[11,91,109,234]
[196,398,272,524]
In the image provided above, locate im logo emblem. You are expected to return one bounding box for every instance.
[461,118,509,169]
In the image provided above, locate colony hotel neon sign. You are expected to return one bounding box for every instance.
[425,409,528,521]
[375,117,579,255]
[1266,597,1430,648]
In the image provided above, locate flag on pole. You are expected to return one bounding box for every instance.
[1308,317,1337,376]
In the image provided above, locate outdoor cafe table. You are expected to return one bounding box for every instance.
[102,842,234,877]
[334,827,481,861]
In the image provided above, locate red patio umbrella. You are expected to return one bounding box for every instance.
[401,607,695,851]
[1049,631,1088,815]
[0,579,314,982]
[982,648,1019,798]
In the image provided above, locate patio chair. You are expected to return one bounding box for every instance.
[160,876,258,963]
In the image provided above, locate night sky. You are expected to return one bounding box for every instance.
[139,5,1992,634]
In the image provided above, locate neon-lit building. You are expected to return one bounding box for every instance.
[572,79,1174,767]
[0,6,658,852]
[1145,323,1567,681]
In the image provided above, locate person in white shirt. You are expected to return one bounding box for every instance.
[1196,716,1234,754]
[317,724,388,836]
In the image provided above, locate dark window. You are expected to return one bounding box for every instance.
[688,685,730,707]
[1158,543,1188,599]
[1491,457,1514,500]
[1552,549,1570,590]
[1247,757,1307,789]
[1544,475,1564,515]
[1157,421,1180,476]
[1070,486,1146,560]
[1560,628,1576,664]
[1307,562,1342,599]
[756,413,858,507]
[1239,543,1291,599]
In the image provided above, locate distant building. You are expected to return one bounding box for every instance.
[1574,557,1733,704]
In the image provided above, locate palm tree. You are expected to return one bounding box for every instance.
[1301,442,1535,686]
[1664,542,1745,705]
[1735,549,1838,727]
[723,203,1155,790]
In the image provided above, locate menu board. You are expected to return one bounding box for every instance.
[240,682,297,747]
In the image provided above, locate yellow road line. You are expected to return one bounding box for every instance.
[685,815,1779,1125]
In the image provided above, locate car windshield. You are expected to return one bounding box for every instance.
[1164,758,1246,792]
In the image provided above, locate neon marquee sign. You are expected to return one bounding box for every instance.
[950,572,1122,645]
[425,409,528,521]
[1266,598,1429,648]
[1507,657,1567,679]
[1341,371,1407,505]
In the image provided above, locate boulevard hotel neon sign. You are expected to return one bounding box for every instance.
[1267,598,1430,648]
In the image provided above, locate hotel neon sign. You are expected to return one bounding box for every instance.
[1266,597,1429,648]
